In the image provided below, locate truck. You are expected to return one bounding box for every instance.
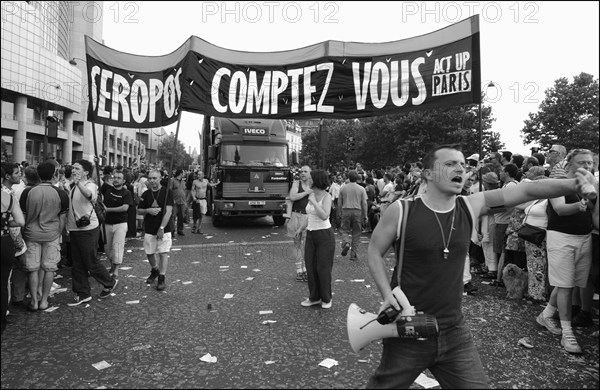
[201,116,294,227]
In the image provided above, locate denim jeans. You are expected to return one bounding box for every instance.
[70,227,114,298]
[341,209,362,259]
[367,324,489,389]
[304,228,335,303]
[171,203,185,233]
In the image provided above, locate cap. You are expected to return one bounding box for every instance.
[482,172,500,184]
[466,153,480,162]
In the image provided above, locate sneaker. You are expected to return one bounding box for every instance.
[301,271,308,282]
[300,298,322,307]
[191,226,197,234]
[67,295,92,307]
[464,282,479,294]
[561,333,583,354]
[321,300,332,309]
[572,310,594,327]
[157,275,166,291]
[99,278,119,299]
[146,268,159,284]
[178,231,185,236]
[296,272,304,282]
[341,242,350,256]
[536,312,562,335]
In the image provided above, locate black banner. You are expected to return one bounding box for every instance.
[85,15,480,128]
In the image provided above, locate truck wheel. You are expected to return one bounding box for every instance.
[212,204,223,227]
[212,215,223,227]
[273,215,286,226]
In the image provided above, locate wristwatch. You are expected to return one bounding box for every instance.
[159,226,164,230]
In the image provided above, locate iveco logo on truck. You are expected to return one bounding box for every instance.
[243,128,266,135]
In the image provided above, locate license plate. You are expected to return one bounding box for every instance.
[249,201,266,206]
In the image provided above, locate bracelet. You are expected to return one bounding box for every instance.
[159,226,164,230]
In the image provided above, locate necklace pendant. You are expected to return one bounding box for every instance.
[443,248,449,260]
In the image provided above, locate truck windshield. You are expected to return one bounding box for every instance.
[220,145,289,167]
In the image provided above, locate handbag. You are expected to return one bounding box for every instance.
[5,195,27,256]
[517,199,546,246]
[517,223,546,246]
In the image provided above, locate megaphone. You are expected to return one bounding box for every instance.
[347,288,439,353]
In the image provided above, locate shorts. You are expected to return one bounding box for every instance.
[23,238,61,272]
[192,199,207,219]
[143,232,173,255]
[286,211,308,238]
[546,230,592,288]
[493,224,508,254]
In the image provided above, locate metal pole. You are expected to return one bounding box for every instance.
[478,99,483,193]
[44,117,49,161]
[168,113,183,175]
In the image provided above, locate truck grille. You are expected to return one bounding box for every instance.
[223,182,289,198]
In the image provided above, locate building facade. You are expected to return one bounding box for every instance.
[1,1,159,166]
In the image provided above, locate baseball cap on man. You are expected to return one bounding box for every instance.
[466,153,480,162]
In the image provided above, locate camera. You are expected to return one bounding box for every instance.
[76,215,91,228]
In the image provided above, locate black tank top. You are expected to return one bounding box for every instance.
[292,181,309,213]
[390,196,473,330]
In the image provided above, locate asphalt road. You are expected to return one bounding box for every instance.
[1,218,598,389]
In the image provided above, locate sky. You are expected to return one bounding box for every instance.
[99,1,599,157]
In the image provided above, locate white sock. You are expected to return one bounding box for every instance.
[542,304,558,318]
[561,321,573,335]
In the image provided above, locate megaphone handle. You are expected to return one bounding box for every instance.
[392,286,415,316]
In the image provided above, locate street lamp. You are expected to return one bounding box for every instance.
[44,115,58,161]
[478,81,496,191]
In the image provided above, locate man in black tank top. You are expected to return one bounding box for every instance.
[286,165,312,282]
[366,144,597,388]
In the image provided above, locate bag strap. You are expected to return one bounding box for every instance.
[395,199,411,289]
[70,185,94,220]
[523,199,544,225]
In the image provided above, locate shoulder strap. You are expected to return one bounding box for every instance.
[395,199,411,289]
[8,193,13,213]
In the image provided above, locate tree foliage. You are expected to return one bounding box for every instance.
[521,72,599,152]
[300,103,500,171]
[157,133,193,170]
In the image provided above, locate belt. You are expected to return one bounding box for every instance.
[292,210,306,214]
[195,198,206,200]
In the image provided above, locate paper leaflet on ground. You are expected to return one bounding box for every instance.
[318,358,338,368]
[119,267,132,270]
[265,360,277,365]
[259,310,273,315]
[182,281,193,285]
[92,360,112,370]
[200,353,217,363]
[415,373,439,388]
[224,294,234,299]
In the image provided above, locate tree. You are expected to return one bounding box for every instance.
[157,133,193,170]
[521,72,599,152]
[300,103,499,171]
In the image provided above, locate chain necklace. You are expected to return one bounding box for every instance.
[431,206,456,260]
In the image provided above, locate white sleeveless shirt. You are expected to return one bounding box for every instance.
[306,195,331,231]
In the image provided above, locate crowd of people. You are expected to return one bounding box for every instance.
[287,145,599,359]
[0,159,216,334]
[1,143,598,388]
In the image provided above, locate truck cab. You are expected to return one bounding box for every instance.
[204,117,292,227]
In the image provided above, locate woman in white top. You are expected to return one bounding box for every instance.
[518,168,549,302]
[300,170,336,309]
